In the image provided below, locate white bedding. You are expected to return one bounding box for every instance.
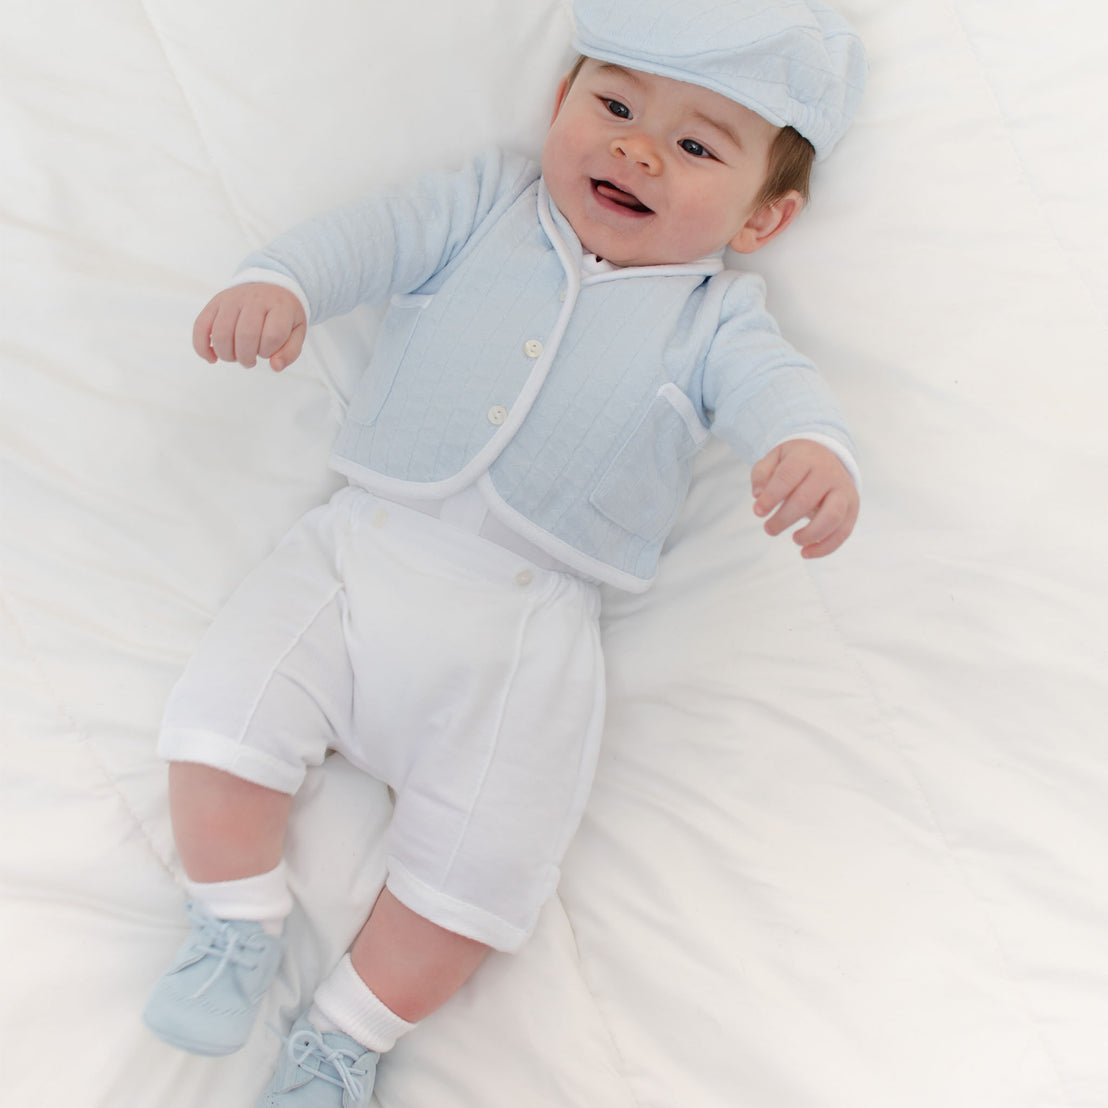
[3,1,1107,1105]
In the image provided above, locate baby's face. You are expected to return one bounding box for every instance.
[542,59,783,267]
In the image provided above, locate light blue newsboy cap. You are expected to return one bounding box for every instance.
[571,0,867,160]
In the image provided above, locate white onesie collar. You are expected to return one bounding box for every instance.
[580,252,618,277]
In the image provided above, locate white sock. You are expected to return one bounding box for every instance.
[310,955,417,1053]
[185,861,293,936]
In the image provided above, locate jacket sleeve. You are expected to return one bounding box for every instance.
[698,272,857,472]
[235,148,537,325]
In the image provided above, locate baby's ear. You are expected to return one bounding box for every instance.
[729,190,804,254]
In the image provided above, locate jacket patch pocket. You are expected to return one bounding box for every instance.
[345,293,433,426]
[589,384,711,541]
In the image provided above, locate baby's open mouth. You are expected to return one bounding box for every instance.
[592,179,653,214]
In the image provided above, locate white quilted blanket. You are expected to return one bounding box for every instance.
[2,2,1107,1105]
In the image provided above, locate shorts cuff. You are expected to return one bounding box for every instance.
[158,727,305,794]
[385,858,536,953]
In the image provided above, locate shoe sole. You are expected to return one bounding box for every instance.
[142,1011,249,1057]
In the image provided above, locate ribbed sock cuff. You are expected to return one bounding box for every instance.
[311,955,417,1053]
[185,861,293,933]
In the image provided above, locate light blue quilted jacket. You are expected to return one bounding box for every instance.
[241,148,855,591]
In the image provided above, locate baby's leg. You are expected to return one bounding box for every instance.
[146,497,355,1056]
[349,887,489,1022]
[144,763,296,1055]
[169,761,292,882]
[267,890,488,1106]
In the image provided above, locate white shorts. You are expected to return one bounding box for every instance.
[159,485,605,951]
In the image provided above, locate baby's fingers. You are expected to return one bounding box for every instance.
[792,488,859,558]
[268,323,307,372]
[760,473,822,536]
[226,302,272,368]
[193,284,306,369]
[208,300,251,364]
[799,529,848,559]
[749,447,781,501]
[192,297,220,363]
[753,452,814,527]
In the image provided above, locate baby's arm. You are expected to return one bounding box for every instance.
[191,149,535,374]
[750,439,858,558]
[192,283,307,371]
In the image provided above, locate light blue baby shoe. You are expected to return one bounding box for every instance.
[143,901,284,1056]
[258,1013,378,1108]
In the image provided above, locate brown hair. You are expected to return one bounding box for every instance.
[754,125,815,209]
[561,57,816,210]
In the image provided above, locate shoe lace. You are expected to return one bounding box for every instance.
[286,1027,369,1102]
[184,905,269,1000]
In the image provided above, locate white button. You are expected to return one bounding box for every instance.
[487,405,508,425]
[372,509,389,528]
[515,569,534,587]
[524,339,544,358]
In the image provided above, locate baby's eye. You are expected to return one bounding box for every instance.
[679,139,713,159]
[603,99,632,119]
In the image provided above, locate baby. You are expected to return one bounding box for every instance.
[143,1,866,1103]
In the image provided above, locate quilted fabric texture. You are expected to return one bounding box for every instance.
[571,0,867,157]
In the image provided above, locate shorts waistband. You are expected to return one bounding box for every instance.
[343,480,581,578]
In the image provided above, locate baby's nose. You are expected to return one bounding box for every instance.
[611,133,662,172]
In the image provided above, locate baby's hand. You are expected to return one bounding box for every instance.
[750,440,859,558]
[193,283,307,371]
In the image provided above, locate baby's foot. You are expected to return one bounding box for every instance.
[143,901,284,1055]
